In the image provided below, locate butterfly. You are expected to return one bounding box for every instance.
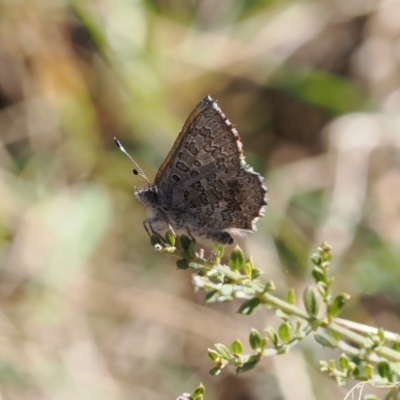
[115,95,267,245]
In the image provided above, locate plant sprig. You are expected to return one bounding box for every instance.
[155,234,400,388]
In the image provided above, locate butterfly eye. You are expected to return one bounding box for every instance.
[144,190,158,204]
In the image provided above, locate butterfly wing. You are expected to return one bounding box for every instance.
[172,168,267,234]
[154,95,267,241]
[155,96,246,198]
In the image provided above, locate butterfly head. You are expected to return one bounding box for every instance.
[134,186,158,207]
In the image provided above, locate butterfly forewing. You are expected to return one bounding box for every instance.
[155,96,244,197]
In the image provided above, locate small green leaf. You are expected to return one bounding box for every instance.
[319,242,332,261]
[209,367,221,376]
[165,230,175,246]
[286,288,296,305]
[311,267,325,284]
[331,330,341,342]
[249,328,263,351]
[229,246,244,271]
[260,337,267,352]
[208,349,220,361]
[236,359,259,374]
[392,342,400,352]
[264,281,276,291]
[377,328,385,342]
[316,281,327,298]
[365,363,374,379]
[251,268,262,280]
[243,262,252,278]
[246,256,254,268]
[328,293,350,318]
[377,361,390,379]
[348,361,357,372]
[265,327,279,347]
[277,345,288,355]
[237,298,261,315]
[321,261,330,269]
[191,383,205,399]
[303,286,319,317]
[352,365,361,379]
[204,290,219,303]
[278,322,292,343]
[314,334,336,349]
[179,235,192,250]
[338,354,349,371]
[150,235,162,247]
[310,253,322,266]
[231,339,243,354]
[214,343,231,360]
[213,244,225,259]
[176,259,190,270]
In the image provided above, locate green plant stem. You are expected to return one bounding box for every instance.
[335,318,399,341]
[328,322,400,364]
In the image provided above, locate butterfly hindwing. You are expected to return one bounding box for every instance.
[172,168,266,233]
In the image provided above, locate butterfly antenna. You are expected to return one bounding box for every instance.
[114,137,150,184]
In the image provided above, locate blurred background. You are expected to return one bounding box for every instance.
[1,0,400,399]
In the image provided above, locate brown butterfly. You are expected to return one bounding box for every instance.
[115,96,267,244]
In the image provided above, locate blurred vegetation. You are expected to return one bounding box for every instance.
[1,0,400,399]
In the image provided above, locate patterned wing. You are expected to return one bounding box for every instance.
[155,96,245,199]
[172,168,267,235]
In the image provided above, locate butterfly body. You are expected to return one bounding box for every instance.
[133,96,267,245]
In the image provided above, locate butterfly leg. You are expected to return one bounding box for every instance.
[185,227,196,243]
[142,219,152,236]
[143,218,166,243]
